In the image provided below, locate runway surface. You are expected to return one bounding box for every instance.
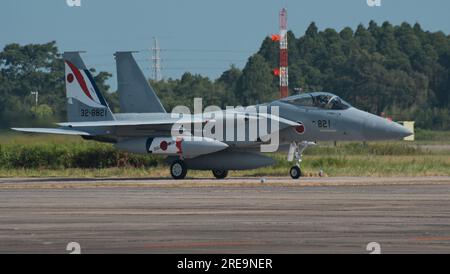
[0,176,450,254]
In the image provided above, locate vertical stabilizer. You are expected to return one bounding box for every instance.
[115,51,166,113]
[63,52,115,122]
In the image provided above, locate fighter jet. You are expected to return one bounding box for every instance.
[12,52,412,180]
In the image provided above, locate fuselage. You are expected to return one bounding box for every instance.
[87,92,412,152]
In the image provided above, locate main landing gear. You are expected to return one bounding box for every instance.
[169,160,229,180]
[170,160,187,180]
[288,141,316,179]
[212,169,228,179]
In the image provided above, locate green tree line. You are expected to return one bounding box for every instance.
[0,41,115,128]
[1,21,450,130]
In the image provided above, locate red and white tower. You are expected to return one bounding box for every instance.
[279,8,289,98]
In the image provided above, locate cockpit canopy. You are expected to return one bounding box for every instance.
[282,92,352,110]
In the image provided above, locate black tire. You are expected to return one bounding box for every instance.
[290,166,301,179]
[170,160,187,180]
[212,169,228,179]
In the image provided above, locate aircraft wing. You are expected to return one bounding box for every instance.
[256,113,300,127]
[55,114,298,138]
[224,110,300,128]
[57,117,213,128]
[12,114,298,139]
[11,128,91,136]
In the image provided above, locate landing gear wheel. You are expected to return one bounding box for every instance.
[170,160,187,180]
[290,166,301,179]
[212,170,228,179]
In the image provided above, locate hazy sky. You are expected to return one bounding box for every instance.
[1,0,449,90]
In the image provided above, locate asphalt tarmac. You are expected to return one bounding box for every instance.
[0,176,449,254]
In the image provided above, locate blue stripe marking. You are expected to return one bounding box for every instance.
[84,69,108,107]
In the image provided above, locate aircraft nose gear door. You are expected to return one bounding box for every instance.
[288,141,316,179]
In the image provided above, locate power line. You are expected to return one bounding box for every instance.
[162,58,246,63]
[140,48,254,54]
[132,57,245,63]
[141,67,232,71]
[86,62,240,71]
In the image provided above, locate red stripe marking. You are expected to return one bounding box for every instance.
[65,61,93,100]
[176,138,183,155]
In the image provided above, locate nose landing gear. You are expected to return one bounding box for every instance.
[289,166,301,179]
[288,141,316,179]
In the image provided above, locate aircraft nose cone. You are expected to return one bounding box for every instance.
[364,114,413,140]
[390,122,413,139]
